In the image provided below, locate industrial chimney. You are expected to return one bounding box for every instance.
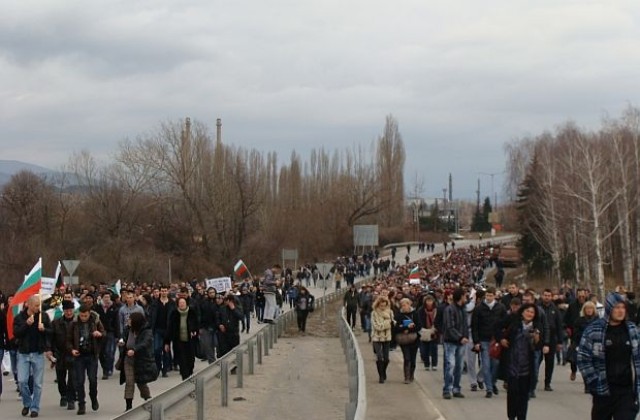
[216,118,222,145]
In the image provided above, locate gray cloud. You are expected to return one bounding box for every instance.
[1,0,639,200]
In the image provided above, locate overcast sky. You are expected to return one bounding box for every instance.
[1,0,639,200]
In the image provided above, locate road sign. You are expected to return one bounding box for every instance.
[64,276,79,285]
[316,263,333,279]
[62,260,80,276]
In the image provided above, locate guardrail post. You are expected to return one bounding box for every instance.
[196,376,205,420]
[265,329,270,355]
[248,340,255,374]
[221,361,229,407]
[152,402,164,420]
[257,335,263,364]
[273,323,279,343]
[236,350,244,388]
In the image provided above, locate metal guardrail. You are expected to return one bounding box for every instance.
[114,287,347,420]
[338,308,367,420]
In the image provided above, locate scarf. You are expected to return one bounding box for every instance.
[178,307,189,342]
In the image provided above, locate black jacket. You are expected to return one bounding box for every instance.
[540,302,564,345]
[198,298,220,330]
[95,303,119,334]
[165,306,199,345]
[118,324,158,385]
[13,309,52,354]
[51,315,74,359]
[471,300,508,343]
[393,309,421,337]
[0,309,7,349]
[442,303,468,344]
[497,317,543,381]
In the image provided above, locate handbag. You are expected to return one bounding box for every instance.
[395,332,418,346]
[115,355,123,371]
[489,338,502,360]
[419,327,435,342]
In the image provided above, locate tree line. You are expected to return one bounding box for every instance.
[0,116,406,290]
[505,106,640,298]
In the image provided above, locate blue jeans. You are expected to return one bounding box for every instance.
[17,352,44,413]
[530,349,541,392]
[242,312,251,332]
[100,332,116,375]
[443,342,464,394]
[153,329,172,373]
[73,354,98,405]
[480,341,499,393]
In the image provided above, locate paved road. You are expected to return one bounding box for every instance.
[361,234,593,420]
[359,331,592,420]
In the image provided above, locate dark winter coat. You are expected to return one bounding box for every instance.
[13,309,52,354]
[497,318,543,381]
[118,324,158,386]
[393,309,421,344]
[471,300,507,343]
[442,303,468,344]
[165,306,200,345]
[68,313,105,357]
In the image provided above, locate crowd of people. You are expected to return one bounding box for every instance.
[1,241,639,420]
[0,264,321,418]
[343,244,640,420]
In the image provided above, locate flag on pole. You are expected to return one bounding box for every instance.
[8,258,42,340]
[408,265,421,280]
[234,260,249,278]
[109,279,121,297]
[54,260,63,289]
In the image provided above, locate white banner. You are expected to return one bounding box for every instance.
[40,276,56,295]
[205,277,232,293]
[409,279,421,285]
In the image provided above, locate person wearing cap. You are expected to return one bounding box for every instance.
[578,292,640,419]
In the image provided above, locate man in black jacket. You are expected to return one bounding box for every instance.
[471,287,507,398]
[52,300,76,410]
[442,288,469,399]
[149,286,175,376]
[95,292,119,380]
[539,289,564,392]
[198,288,220,364]
[13,294,53,418]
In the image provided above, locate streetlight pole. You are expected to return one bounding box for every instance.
[478,171,504,211]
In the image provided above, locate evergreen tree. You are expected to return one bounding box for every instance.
[516,158,553,275]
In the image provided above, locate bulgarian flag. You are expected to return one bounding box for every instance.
[408,265,421,280]
[7,258,42,339]
[234,260,249,278]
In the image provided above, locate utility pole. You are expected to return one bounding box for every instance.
[478,171,503,211]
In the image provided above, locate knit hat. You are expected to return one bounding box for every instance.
[605,292,626,318]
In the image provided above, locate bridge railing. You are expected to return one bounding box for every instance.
[338,308,367,420]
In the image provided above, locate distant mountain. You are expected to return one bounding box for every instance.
[0,160,60,188]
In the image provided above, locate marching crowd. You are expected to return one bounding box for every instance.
[0,265,319,418]
[1,242,639,420]
[345,244,640,420]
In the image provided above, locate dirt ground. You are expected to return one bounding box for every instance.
[173,299,348,420]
